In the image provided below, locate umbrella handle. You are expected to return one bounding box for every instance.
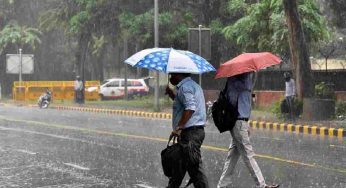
[251,72,258,92]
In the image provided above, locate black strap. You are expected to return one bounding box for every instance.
[222,80,228,93]
[167,134,177,147]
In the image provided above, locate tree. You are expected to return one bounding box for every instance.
[222,0,329,56]
[222,0,329,98]
[283,0,314,98]
[39,0,153,81]
[118,10,193,49]
[0,21,42,53]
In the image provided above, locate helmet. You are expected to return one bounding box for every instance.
[76,75,81,80]
[284,72,291,79]
[46,89,51,94]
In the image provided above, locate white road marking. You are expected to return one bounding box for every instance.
[258,136,284,141]
[134,184,156,188]
[0,126,121,149]
[330,145,346,149]
[1,165,35,170]
[63,163,90,171]
[15,149,37,155]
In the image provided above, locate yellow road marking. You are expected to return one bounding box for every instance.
[0,115,345,175]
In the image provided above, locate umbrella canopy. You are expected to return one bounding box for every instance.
[124,48,216,74]
[215,52,281,79]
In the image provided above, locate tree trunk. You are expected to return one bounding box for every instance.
[283,0,314,99]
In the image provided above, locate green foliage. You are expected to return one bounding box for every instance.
[0,21,42,53]
[69,11,91,34]
[119,10,192,47]
[336,101,346,120]
[210,19,224,35]
[222,0,330,54]
[270,98,303,119]
[119,11,154,43]
[315,82,335,99]
[227,0,246,13]
[90,34,105,56]
[270,100,285,119]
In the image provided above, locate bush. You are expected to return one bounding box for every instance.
[315,82,335,99]
[270,100,285,119]
[270,98,303,120]
[336,101,346,120]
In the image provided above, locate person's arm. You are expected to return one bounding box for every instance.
[177,110,194,130]
[165,85,175,100]
[172,110,194,136]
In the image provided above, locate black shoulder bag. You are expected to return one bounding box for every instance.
[211,83,238,133]
[161,135,193,187]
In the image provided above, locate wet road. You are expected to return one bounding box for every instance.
[0,105,345,188]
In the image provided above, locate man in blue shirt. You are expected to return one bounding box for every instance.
[217,72,279,188]
[165,73,209,188]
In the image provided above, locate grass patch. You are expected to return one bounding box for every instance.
[1,94,173,112]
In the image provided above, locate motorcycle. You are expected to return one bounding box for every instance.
[38,90,52,109]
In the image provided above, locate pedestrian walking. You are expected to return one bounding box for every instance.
[284,72,296,121]
[217,72,279,188]
[165,73,209,188]
[74,75,83,104]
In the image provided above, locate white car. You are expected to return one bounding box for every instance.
[98,78,149,100]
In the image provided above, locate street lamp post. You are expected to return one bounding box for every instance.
[19,48,22,85]
[198,25,202,86]
[81,51,85,104]
[154,0,160,111]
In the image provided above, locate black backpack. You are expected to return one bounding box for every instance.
[211,85,238,133]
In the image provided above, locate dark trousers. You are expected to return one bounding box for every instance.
[286,96,295,121]
[75,90,83,104]
[167,126,209,188]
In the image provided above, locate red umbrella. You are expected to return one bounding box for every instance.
[215,52,281,79]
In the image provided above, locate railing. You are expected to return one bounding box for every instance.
[13,81,100,101]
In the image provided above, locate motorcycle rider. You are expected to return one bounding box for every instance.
[38,88,52,108]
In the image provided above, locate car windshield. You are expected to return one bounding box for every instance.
[101,80,110,85]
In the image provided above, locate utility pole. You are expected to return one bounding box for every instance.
[154,0,160,111]
[19,48,22,86]
[198,25,202,87]
[124,38,128,100]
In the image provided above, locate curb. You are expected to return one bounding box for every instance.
[50,105,345,139]
[249,120,345,139]
[52,106,172,120]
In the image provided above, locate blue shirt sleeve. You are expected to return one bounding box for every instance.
[179,85,197,111]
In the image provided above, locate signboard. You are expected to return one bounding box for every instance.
[188,28,211,60]
[6,54,34,74]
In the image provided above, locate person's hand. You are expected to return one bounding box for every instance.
[165,85,175,99]
[171,126,183,138]
[165,85,173,95]
[171,129,182,137]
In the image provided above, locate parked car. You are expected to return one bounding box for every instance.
[98,78,150,100]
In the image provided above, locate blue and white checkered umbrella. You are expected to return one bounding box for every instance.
[124,48,215,74]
